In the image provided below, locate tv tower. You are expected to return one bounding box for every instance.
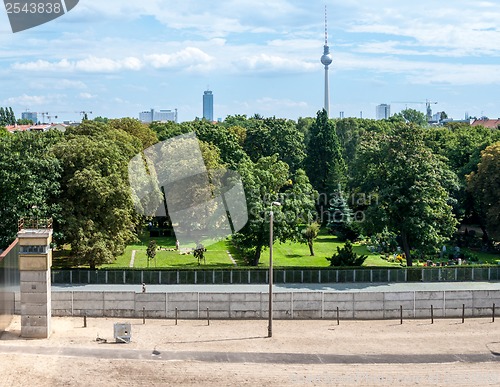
[320,6,333,117]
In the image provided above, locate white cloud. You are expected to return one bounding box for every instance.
[145,47,214,70]
[239,54,316,73]
[75,56,143,72]
[5,94,57,106]
[336,53,500,86]
[79,92,96,99]
[32,79,87,90]
[12,56,144,73]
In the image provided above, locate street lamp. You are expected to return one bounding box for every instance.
[268,201,281,338]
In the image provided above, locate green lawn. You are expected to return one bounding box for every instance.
[102,236,235,269]
[54,228,500,269]
[257,232,400,268]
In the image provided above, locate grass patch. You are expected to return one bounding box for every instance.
[54,228,500,269]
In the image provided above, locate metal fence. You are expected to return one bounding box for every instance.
[51,266,500,285]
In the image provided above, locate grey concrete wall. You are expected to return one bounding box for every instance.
[43,290,500,320]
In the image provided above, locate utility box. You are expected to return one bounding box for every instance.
[114,323,131,343]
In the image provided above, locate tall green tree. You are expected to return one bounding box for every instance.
[467,142,500,241]
[304,110,347,209]
[8,107,15,125]
[0,131,62,248]
[109,117,158,149]
[425,124,500,224]
[232,157,316,266]
[0,108,5,126]
[53,121,140,268]
[353,123,458,265]
[243,117,306,172]
[394,108,427,126]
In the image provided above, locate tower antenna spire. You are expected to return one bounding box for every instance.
[325,5,328,46]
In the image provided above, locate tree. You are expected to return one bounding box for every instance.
[53,121,140,268]
[109,117,158,149]
[394,108,427,126]
[0,131,62,248]
[327,188,360,242]
[16,118,34,125]
[151,120,248,169]
[232,156,316,266]
[424,124,500,224]
[146,240,157,267]
[8,107,15,125]
[194,244,207,265]
[467,142,500,241]
[302,222,320,256]
[326,240,367,267]
[304,110,346,210]
[243,117,306,172]
[353,123,459,266]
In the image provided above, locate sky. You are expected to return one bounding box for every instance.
[1,0,500,123]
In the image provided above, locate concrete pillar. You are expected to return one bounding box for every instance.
[18,228,53,338]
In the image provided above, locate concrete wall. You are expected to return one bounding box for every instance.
[45,290,500,320]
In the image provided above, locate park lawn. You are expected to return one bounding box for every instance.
[94,228,500,270]
[258,233,391,268]
[108,238,235,269]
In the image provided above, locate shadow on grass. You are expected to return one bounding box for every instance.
[315,237,338,243]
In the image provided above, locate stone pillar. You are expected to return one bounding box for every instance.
[18,228,53,338]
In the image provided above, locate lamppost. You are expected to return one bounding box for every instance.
[268,201,281,338]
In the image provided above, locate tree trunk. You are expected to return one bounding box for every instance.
[479,224,491,248]
[308,240,315,256]
[252,243,263,266]
[401,231,412,267]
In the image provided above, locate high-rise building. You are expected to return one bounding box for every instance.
[21,111,38,123]
[139,108,177,123]
[320,7,333,117]
[203,90,214,121]
[376,104,391,120]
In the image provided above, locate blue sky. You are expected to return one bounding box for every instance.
[1,0,500,123]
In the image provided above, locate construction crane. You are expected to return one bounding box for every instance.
[391,100,438,121]
[22,110,92,124]
[80,111,93,121]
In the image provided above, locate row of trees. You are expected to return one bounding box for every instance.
[0,107,16,126]
[1,111,499,268]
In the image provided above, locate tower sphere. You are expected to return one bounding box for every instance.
[321,53,333,66]
[321,45,332,66]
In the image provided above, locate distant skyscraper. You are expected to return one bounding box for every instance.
[22,111,37,123]
[139,108,177,123]
[203,90,214,121]
[376,104,391,120]
[320,6,333,117]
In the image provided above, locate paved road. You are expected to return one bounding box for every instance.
[52,281,500,293]
[0,345,499,364]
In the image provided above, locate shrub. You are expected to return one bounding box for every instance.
[326,240,368,267]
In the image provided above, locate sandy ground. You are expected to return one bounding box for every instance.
[0,315,500,386]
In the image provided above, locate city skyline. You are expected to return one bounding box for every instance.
[1,1,500,123]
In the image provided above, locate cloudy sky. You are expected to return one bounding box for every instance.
[1,0,499,122]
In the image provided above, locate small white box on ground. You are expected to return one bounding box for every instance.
[114,323,131,343]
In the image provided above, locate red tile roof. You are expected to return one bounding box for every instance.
[5,125,31,132]
[471,119,500,129]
